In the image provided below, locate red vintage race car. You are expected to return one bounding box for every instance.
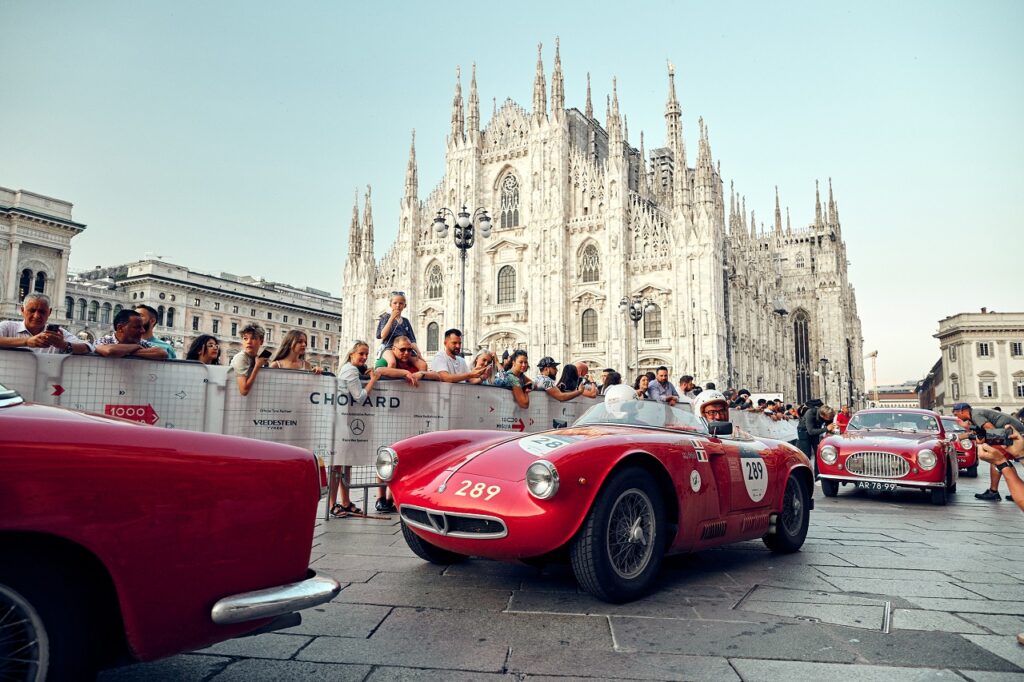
[817,407,959,505]
[376,397,814,602]
[941,415,979,477]
[0,381,340,679]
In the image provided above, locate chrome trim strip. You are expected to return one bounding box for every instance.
[211,573,341,625]
[400,503,508,539]
[819,474,942,489]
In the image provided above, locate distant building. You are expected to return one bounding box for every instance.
[74,260,343,368]
[868,382,920,409]
[919,309,1024,414]
[0,186,86,320]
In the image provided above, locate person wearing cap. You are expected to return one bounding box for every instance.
[533,356,591,401]
[953,402,1024,501]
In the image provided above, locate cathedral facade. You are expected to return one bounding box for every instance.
[343,44,865,405]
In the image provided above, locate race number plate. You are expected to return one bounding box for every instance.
[856,481,896,492]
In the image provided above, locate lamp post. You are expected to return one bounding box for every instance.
[619,295,655,376]
[818,357,830,403]
[433,205,493,334]
[833,369,843,407]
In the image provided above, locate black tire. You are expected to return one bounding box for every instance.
[0,550,101,681]
[964,465,978,478]
[570,467,666,603]
[930,485,948,506]
[764,474,810,553]
[820,478,839,497]
[401,521,467,564]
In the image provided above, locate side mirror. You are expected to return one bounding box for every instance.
[708,421,733,436]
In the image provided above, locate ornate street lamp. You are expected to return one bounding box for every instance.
[619,295,656,376]
[433,205,493,334]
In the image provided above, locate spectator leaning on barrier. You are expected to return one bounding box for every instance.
[330,340,380,519]
[230,323,268,396]
[494,349,531,408]
[375,335,440,387]
[633,373,651,400]
[430,329,486,383]
[134,305,176,359]
[270,330,322,374]
[953,402,1024,502]
[678,375,697,399]
[94,309,169,360]
[556,362,598,399]
[533,356,590,402]
[185,334,221,364]
[601,371,622,395]
[0,293,91,354]
[647,366,680,406]
[468,350,496,385]
[375,291,427,371]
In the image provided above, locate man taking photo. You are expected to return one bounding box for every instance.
[953,402,1024,501]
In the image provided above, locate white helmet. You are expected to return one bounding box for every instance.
[692,389,729,420]
[603,384,637,419]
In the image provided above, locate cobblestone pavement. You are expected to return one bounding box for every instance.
[101,475,1024,681]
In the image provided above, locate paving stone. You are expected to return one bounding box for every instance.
[903,597,1024,615]
[334,582,513,610]
[963,634,1024,671]
[508,589,702,619]
[728,659,962,681]
[508,647,740,681]
[891,609,986,633]
[366,668,519,681]
[309,567,378,584]
[815,565,952,582]
[960,582,1024,601]
[737,600,885,630]
[959,613,1024,636]
[98,654,231,681]
[959,672,1024,682]
[741,585,888,606]
[951,572,1023,585]
[312,553,443,572]
[298,634,508,671]
[817,576,980,599]
[211,659,372,681]
[278,602,391,638]
[197,632,312,659]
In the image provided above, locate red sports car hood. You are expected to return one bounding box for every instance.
[457,426,651,481]
[828,430,941,449]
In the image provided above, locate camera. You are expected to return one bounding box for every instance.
[983,429,1012,447]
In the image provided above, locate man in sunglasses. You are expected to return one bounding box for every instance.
[375,335,438,386]
[692,390,732,427]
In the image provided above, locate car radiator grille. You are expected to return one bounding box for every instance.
[845,452,910,478]
[400,504,508,539]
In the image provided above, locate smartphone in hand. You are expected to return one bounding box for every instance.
[46,324,61,332]
[258,349,272,359]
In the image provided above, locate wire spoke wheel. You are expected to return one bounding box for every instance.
[779,478,804,536]
[0,584,48,682]
[763,472,810,553]
[606,488,655,579]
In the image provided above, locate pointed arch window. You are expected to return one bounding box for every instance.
[580,244,600,283]
[793,310,812,404]
[500,175,520,228]
[643,304,662,339]
[795,254,805,268]
[426,322,439,353]
[581,308,598,343]
[426,264,443,300]
[497,265,516,304]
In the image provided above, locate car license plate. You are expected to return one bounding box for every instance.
[856,481,896,492]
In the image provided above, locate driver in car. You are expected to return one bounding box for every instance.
[691,390,731,427]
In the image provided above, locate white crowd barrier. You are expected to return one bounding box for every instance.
[1,350,798,466]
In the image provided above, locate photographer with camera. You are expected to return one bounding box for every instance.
[952,402,1024,501]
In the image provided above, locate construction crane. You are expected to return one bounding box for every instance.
[864,350,878,406]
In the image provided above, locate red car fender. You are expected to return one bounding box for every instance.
[389,430,519,474]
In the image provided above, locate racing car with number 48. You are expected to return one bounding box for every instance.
[377,393,814,602]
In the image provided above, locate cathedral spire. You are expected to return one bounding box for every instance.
[467,63,480,136]
[348,188,361,255]
[786,206,792,235]
[639,130,652,197]
[608,77,622,148]
[585,72,593,119]
[750,209,757,240]
[774,186,782,232]
[404,129,418,201]
[827,177,837,226]
[664,61,682,151]
[814,179,823,228]
[550,37,564,116]
[532,43,547,120]
[741,195,748,235]
[361,185,374,255]
[450,66,464,143]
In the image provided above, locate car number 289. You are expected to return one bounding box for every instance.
[454,480,501,500]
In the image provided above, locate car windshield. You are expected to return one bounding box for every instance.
[941,418,966,434]
[574,399,708,433]
[848,411,940,433]
[0,381,23,408]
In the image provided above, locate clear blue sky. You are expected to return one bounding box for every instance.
[2,1,1022,386]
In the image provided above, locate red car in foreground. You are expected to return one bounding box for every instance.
[817,408,959,505]
[377,398,814,602]
[941,415,979,477]
[0,381,340,680]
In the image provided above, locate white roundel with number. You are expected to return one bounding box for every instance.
[518,434,579,457]
[740,453,769,502]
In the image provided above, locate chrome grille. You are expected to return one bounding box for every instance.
[400,504,508,539]
[845,451,910,479]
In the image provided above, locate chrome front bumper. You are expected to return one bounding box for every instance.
[211,570,341,625]
[819,474,943,489]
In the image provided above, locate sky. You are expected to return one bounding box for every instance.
[2,1,1022,386]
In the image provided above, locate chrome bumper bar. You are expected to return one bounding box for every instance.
[819,474,942,489]
[211,570,340,625]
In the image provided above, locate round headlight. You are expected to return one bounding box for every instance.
[526,460,560,500]
[917,449,937,470]
[376,446,398,481]
[820,445,839,465]
[961,438,973,450]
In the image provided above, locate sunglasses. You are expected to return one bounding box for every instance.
[390,291,406,297]
[394,346,413,353]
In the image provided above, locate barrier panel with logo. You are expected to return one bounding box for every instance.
[732,410,799,442]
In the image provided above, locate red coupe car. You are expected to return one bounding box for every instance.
[0,381,340,680]
[941,415,979,477]
[817,408,959,505]
[376,398,814,602]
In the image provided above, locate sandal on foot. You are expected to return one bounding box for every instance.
[330,503,349,519]
[343,502,363,516]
